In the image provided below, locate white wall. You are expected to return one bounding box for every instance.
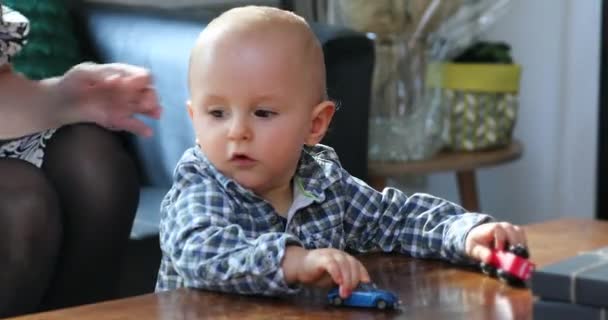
[401,0,600,224]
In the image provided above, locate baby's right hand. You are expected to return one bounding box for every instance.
[282,246,371,298]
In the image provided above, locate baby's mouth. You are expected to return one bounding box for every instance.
[231,153,252,161]
[230,153,256,166]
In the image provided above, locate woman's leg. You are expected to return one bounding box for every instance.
[0,159,62,318]
[41,124,139,309]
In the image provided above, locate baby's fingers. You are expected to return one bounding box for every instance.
[310,274,334,288]
[470,244,493,263]
[359,262,371,283]
[323,258,343,288]
[494,223,527,250]
[504,224,527,248]
[332,255,352,298]
[347,256,371,289]
[493,226,508,251]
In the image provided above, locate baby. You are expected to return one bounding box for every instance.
[156,6,526,299]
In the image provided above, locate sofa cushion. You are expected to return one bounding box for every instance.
[83,0,279,10]
[85,7,204,187]
[131,187,168,239]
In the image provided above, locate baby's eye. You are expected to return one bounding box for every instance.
[254,109,277,118]
[208,110,225,118]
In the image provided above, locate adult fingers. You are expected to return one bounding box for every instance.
[111,117,153,137]
[108,62,150,76]
[121,72,154,90]
[134,88,162,119]
[91,62,147,77]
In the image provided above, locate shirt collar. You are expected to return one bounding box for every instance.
[293,145,343,203]
[189,144,343,203]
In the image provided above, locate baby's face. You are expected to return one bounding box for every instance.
[188,28,323,196]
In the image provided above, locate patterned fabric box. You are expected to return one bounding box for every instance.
[427,63,521,151]
[531,246,608,308]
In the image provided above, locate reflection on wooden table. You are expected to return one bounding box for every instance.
[13,218,608,320]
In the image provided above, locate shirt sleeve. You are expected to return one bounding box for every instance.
[341,171,494,263]
[159,162,303,296]
[0,5,29,67]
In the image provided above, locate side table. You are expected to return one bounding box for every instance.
[368,140,523,212]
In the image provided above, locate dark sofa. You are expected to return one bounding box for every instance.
[78,3,374,298]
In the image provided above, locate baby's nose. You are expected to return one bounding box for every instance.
[227,117,251,140]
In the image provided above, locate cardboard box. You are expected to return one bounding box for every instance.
[531,246,608,308]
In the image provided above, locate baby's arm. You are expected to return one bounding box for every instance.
[340,173,494,263]
[160,168,303,296]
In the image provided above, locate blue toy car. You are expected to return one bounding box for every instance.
[327,283,400,310]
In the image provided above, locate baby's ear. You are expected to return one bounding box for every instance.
[306,100,335,146]
[186,100,194,119]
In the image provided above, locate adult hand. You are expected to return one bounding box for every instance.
[57,62,162,137]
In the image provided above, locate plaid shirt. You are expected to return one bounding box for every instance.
[156,144,493,295]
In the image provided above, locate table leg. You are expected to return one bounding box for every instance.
[456,170,480,212]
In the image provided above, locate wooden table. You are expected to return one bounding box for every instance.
[368,140,523,212]
[12,218,608,320]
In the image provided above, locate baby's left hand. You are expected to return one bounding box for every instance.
[465,222,528,263]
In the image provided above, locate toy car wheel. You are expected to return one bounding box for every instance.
[332,297,343,306]
[376,300,387,310]
[497,269,525,287]
[509,244,530,259]
[480,262,497,276]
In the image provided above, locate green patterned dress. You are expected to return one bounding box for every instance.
[0,1,82,167]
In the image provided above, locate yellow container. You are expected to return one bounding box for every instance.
[427,63,522,151]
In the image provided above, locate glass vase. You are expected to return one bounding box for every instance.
[367,37,446,162]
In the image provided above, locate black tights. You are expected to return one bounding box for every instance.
[0,124,139,317]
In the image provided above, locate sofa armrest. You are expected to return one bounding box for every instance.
[311,24,374,180]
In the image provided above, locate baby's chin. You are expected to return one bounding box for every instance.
[232,175,288,197]
[230,174,270,193]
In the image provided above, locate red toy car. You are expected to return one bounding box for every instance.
[480,244,535,286]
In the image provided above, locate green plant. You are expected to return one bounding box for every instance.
[452,41,513,64]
